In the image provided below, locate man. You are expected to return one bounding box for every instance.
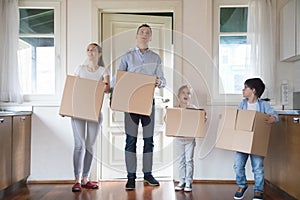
[117,24,166,190]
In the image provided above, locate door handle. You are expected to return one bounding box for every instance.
[162,98,170,103]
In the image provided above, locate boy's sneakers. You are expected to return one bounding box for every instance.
[174,183,185,191]
[253,191,264,200]
[125,178,135,190]
[184,184,192,192]
[234,186,248,199]
[144,175,160,186]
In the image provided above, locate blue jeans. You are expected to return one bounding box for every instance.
[233,152,264,192]
[124,105,155,179]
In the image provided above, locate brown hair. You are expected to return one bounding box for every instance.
[87,43,105,67]
[136,24,152,34]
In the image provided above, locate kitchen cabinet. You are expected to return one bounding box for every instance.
[280,0,300,61]
[265,115,300,199]
[12,115,31,183]
[0,114,31,191]
[0,117,12,190]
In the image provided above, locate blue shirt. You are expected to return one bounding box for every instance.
[238,98,279,122]
[117,47,166,88]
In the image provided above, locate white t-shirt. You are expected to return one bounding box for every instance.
[247,102,257,111]
[74,65,109,81]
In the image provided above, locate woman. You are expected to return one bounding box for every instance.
[71,43,110,192]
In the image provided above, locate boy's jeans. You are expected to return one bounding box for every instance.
[233,152,264,192]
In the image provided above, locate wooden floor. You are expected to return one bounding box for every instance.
[0,180,293,200]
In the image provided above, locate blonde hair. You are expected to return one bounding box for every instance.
[177,85,192,97]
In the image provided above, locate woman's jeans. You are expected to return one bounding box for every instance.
[234,152,264,192]
[71,118,100,179]
[124,105,155,179]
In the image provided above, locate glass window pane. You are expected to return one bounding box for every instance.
[220,7,248,32]
[219,36,250,94]
[18,38,55,95]
[19,9,54,34]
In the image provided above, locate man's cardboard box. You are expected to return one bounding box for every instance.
[216,109,271,156]
[59,75,106,122]
[111,70,156,116]
[165,108,206,138]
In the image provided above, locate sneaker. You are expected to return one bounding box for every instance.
[144,175,160,186]
[174,183,185,191]
[184,184,192,192]
[125,178,135,190]
[81,181,99,189]
[72,182,82,192]
[253,191,263,200]
[234,186,248,199]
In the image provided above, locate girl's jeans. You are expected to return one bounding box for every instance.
[176,137,195,186]
[233,152,264,192]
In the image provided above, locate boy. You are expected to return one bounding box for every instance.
[233,78,279,200]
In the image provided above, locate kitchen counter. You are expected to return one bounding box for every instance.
[265,114,300,199]
[276,110,300,115]
[0,111,32,117]
[0,106,32,117]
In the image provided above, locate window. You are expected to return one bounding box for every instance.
[213,0,250,100]
[19,9,55,95]
[18,1,65,102]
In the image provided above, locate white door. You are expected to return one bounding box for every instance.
[100,13,174,180]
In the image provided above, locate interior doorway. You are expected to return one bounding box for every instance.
[99,13,174,180]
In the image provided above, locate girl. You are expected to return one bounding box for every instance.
[174,85,196,192]
[71,43,110,192]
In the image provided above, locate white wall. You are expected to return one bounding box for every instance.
[28,0,299,181]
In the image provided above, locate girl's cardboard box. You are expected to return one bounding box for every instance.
[165,108,206,138]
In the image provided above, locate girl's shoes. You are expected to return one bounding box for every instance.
[81,181,99,189]
[184,184,192,192]
[175,183,185,191]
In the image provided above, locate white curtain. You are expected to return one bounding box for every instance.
[247,0,275,99]
[0,0,23,103]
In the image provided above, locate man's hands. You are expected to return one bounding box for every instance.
[155,77,161,87]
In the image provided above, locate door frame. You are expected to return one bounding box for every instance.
[90,0,183,180]
[91,0,183,76]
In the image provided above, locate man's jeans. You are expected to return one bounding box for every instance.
[124,105,155,179]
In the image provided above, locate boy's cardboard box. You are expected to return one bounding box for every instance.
[111,70,156,116]
[165,108,206,138]
[216,109,271,157]
[59,75,106,122]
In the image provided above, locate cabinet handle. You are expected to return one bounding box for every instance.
[20,116,26,121]
[293,117,299,124]
[0,119,4,123]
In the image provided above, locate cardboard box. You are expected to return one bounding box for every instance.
[59,75,106,122]
[111,70,156,116]
[216,109,271,156]
[165,108,206,138]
